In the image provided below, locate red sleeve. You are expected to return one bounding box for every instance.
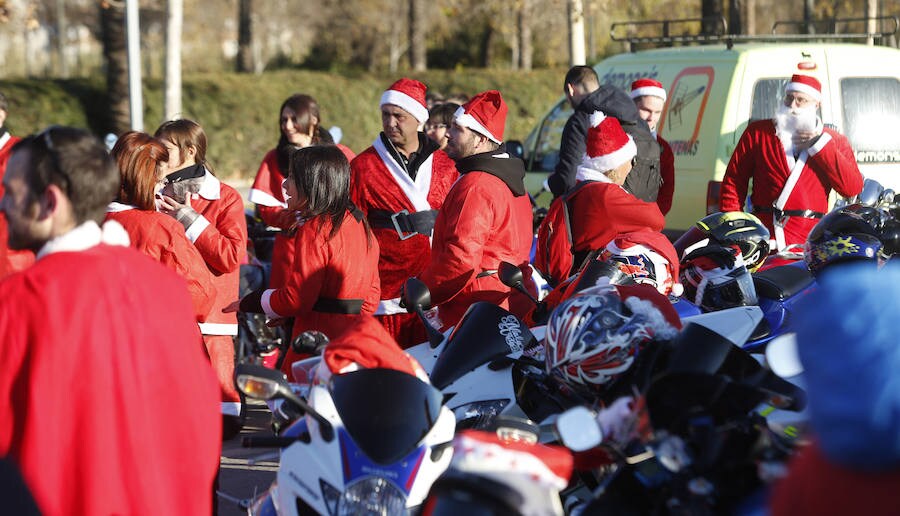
[257,205,297,230]
[419,180,491,305]
[268,219,328,317]
[158,234,217,323]
[534,197,573,286]
[807,130,864,198]
[656,138,675,215]
[720,125,756,212]
[193,186,247,275]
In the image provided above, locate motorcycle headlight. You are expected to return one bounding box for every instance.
[339,477,407,516]
[452,399,510,430]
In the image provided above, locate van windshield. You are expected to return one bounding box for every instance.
[524,99,571,171]
[841,77,900,163]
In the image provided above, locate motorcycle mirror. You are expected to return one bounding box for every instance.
[234,364,336,442]
[498,261,540,307]
[555,406,603,452]
[291,331,329,356]
[858,178,885,206]
[881,188,896,205]
[403,277,445,348]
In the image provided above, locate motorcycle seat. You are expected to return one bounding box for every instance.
[752,265,813,301]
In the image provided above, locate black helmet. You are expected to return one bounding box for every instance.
[840,203,883,230]
[679,244,758,312]
[673,212,771,272]
[880,219,900,257]
[804,209,883,276]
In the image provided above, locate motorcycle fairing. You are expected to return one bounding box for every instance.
[338,428,427,496]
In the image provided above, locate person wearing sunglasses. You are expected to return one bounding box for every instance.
[0,126,221,514]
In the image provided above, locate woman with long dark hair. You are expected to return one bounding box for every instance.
[105,131,216,324]
[249,94,356,289]
[231,145,380,374]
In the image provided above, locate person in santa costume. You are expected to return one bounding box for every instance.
[720,74,863,251]
[155,118,248,437]
[105,131,217,323]
[631,78,675,215]
[416,90,534,329]
[350,78,458,347]
[249,93,356,290]
[534,110,665,286]
[0,127,221,515]
[0,91,35,277]
[230,145,380,375]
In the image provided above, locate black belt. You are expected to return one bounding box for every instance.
[753,206,826,220]
[312,297,364,315]
[368,209,437,240]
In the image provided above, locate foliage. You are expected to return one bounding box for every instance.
[0,67,565,179]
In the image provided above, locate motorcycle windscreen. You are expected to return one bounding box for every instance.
[331,368,444,465]
[430,302,537,390]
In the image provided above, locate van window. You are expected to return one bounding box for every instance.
[525,100,572,171]
[841,77,900,163]
[750,78,789,121]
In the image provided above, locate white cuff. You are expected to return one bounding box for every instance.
[806,132,832,158]
[248,188,287,208]
[261,289,280,318]
[185,215,211,243]
[374,297,407,315]
[198,322,239,336]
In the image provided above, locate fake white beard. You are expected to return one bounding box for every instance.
[774,104,819,153]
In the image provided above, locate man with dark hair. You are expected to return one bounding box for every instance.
[350,78,458,348]
[547,66,661,203]
[0,127,221,514]
[0,91,35,276]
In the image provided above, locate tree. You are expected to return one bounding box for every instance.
[236,0,254,72]
[100,0,129,134]
[409,0,426,70]
[164,0,182,120]
[702,0,724,35]
[517,0,533,70]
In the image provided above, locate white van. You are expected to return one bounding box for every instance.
[520,29,900,232]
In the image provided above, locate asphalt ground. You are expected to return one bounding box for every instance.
[217,400,278,516]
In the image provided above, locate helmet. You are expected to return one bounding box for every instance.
[544,283,681,393]
[805,208,883,276]
[599,231,681,296]
[674,212,771,272]
[680,244,758,312]
[880,218,900,257]
[841,203,883,229]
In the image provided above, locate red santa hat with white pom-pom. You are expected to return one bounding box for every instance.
[630,78,667,102]
[583,111,637,174]
[784,74,822,102]
[380,78,430,123]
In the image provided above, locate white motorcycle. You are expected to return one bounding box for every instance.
[235,364,456,515]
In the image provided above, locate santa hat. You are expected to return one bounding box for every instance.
[604,230,683,297]
[380,78,429,123]
[613,283,682,340]
[453,90,507,144]
[451,430,573,491]
[583,111,637,173]
[784,74,822,102]
[630,78,667,102]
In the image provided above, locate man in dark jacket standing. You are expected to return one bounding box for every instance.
[547,66,661,202]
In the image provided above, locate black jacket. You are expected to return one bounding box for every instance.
[547,85,661,201]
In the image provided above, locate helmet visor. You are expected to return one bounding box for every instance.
[699,268,758,311]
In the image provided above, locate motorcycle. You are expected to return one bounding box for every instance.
[236,363,456,515]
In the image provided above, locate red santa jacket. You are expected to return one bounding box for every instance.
[257,209,381,371]
[251,145,356,288]
[419,153,533,329]
[657,135,675,215]
[535,180,665,285]
[106,204,217,323]
[0,223,220,516]
[350,137,458,315]
[180,169,248,335]
[720,120,863,247]
[0,132,35,278]
[770,444,900,515]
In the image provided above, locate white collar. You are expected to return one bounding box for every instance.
[36,220,130,260]
[575,164,615,183]
[106,201,136,213]
[196,168,221,200]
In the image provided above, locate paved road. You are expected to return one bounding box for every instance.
[217,400,278,515]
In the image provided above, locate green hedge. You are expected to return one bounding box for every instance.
[0,68,564,179]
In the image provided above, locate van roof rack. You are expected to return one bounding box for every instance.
[610,15,899,51]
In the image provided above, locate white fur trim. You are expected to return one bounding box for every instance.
[248,188,286,208]
[453,106,502,144]
[380,90,429,123]
[260,288,279,318]
[185,215,211,243]
[452,433,570,491]
[623,295,679,340]
[806,131,832,157]
[588,110,607,127]
[581,136,637,174]
[575,165,616,183]
[0,132,10,150]
[375,297,407,315]
[785,82,821,102]
[630,86,667,101]
[372,137,434,213]
[106,202,136,213]
[196,168,221,200]
[36,220,130,260]
[198,322,239,336]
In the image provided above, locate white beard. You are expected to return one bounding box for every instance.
[774,104,818,154]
